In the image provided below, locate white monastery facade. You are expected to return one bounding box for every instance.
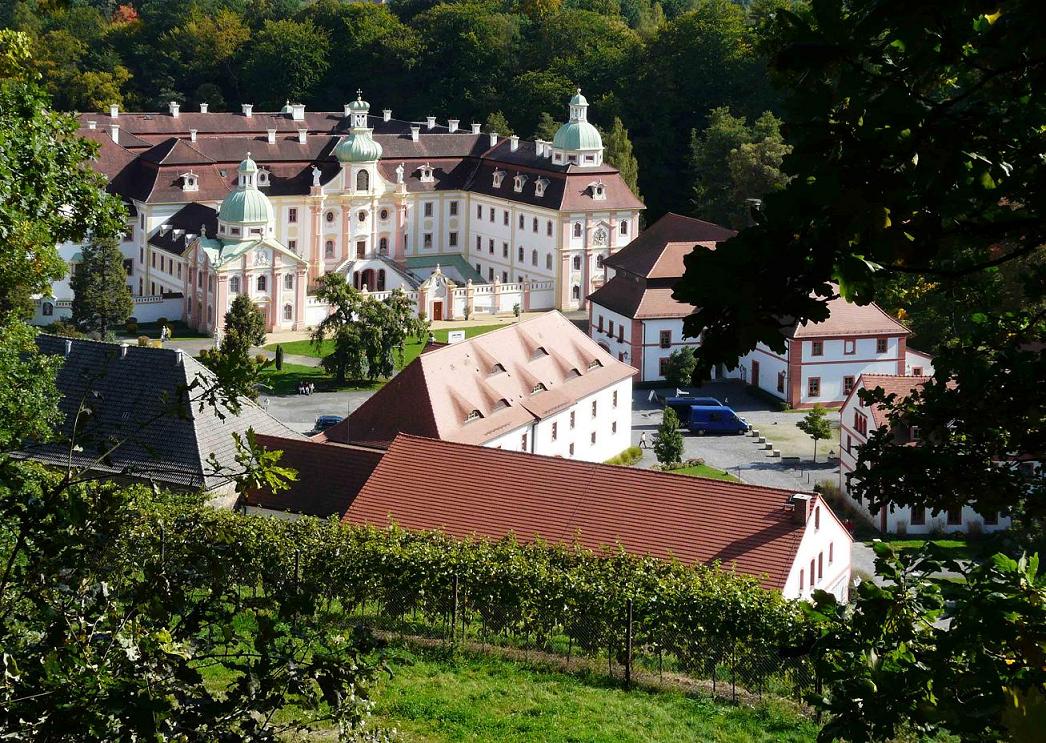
[38,92,643,333]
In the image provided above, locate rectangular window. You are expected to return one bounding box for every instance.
[659,357,670,377]
[570,411,576,429]
[598,316,604,332]
[288,239,297,251]
[424,202,433,218]
[808,377,821,397]
[176,264,181,279]
[660,330,671,348]
[777,372,785,393]
[843,376,855,395]
[612,390,618,408]
[489,238,494,254]
[569,442,574,456]
[844,339,856,355]
[423,233,432,248]
[799,569,804,591]
[590,431,596,444]
[912,366,923,376]
[503,210,509,226]
[502,271,508,283]
[449,201,458,216]
[488,267,494,281]
[519,214,524,229]
[612,421,618,433]
[608,320,615,337]
[151,252,156,268]
[618,327,623,342]
[854,411,868,436]
[477,204,482,219]
[811,340,824,356]
[476,235,481,250]
[532,218,538,233]
[140,247,144,263]
[877,337,888,353]
[502,242,508,257]
[288,207,298,223]
[489,207,495,222]
[910,425,920,441]
[947,507,963,526]
[591,400,597,417]
[449,231,458,247]
[810,559,816,585]
[829,543,834,564]
[551,422,558,441]
[818,553,823,580]
[521,432,528,451]
[847,434,852,453]
[910,506,926,525]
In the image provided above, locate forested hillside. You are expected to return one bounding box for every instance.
[1,0,788,219]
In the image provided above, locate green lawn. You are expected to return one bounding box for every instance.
[373,648,816,743]
[671,464,741,482]
[115,320,209,341]
[864,536,981,562]
[266,324,506,365]
[257,362,380,395]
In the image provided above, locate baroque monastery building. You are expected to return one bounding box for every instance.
[40,92,643,333]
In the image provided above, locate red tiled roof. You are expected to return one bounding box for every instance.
[790,295,910,338]
[344,434,814,590]
[325,312,636,449]
[856,374,931,428]
[603,213,734,279]
[245,434,385,517]
[588,280,698,320]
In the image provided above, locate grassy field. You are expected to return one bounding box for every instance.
[373,648,816,743]
[266,324,505,363]
[672,464,741,482]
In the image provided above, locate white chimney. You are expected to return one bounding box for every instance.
[267,128,277,144]
[109,104,119,118]
[471,122,481,134]
[426,115,436,130]
[383,109,392,122]
[168,101,180,117]
[242,103,253,117]
[87,120,97,130]
[64,339,72,356]
[489,132,498,147]
[343,103,352,117]
[448,119,459,133]
[109,123,119,144]
[189,129,197,142]
[291,103,306,121]
[410,126,420,142]
[120,343,129,358]
[297,129,307,144]
[510,135,519,152]
[199,102,209,113]
[175,349,184,365]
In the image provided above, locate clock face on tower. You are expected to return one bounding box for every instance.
[593,227,609,247]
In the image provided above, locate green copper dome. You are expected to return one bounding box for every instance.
[569,89,588,106]
[218,188,274,226]
[334,132,383,163]
[552,120,602,151]
[238,154,258,174]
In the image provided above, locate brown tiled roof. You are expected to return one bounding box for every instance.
[790,295,910,338]
[854,374,930,428]
[324,312,636,448]
[344,434,814,590]
[246,434,385,517]
[588,279,699,320]
[604,213,734,278]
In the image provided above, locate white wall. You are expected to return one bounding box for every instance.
[727,344,789,400]
[781,497,852,603]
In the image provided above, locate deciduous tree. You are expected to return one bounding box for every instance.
[653,406,684,465]
[662,346,696,388]
[796,404,831,463]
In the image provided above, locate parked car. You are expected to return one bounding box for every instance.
[685,405,749,435]
[663,396,725,420]
[312,415,344,433]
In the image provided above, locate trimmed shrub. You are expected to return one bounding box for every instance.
[125,320,138,335]
[604,446,643,466]
[155,317,169,327]
[137,335,150,347]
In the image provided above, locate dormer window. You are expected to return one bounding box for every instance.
[492,170,505,188]
[587,358,602,370]
[465,409,483,423]
[490,363,506,375]
[513,173,527,192]
[590,181,606,200]
[418,163,435,183]
[180,172,198,192]
[493,398,510,410]
[257,168,270,187]
[530,382,547,394]
[535,177,548,197]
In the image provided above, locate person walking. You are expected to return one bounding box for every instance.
[639,431,649,449]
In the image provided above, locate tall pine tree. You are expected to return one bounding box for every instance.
[69,236,133,338]
[603,116,641,201]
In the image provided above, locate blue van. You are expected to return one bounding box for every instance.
[686,405,749,435]
[664,396,724,419]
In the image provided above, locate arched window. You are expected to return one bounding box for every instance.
[257,275,267,292]
[620,220,629,236]
[325,240,334,258]
[230,276,240,293]
[284,273,293,290]
[573,222,582,238]
[379,237,388,255]
[42,302,53,316]
[377,269,386,291]
[596,255,604,268]
[356,170,369,192]
[546,220,553,236]
[352,271,360,289]
[531,249,538,266]
[572,285,580,300]
[283,304,292,320]
[572,255,581,271]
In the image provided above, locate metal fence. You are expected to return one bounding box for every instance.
[336,574,816,705]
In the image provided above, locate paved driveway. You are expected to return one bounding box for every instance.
[631,381,841,492]
[259,389,378,435]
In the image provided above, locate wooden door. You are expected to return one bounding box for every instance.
[751,360,760,387]
[432,301,443,321]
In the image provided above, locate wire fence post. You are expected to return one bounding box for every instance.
[450,574,459,646]
[625,598,634,690]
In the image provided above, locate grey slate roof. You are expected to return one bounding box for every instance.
[18,336,304,491]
